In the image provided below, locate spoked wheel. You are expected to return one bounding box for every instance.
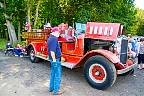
[84,55,117,90]
[29,47,40,63]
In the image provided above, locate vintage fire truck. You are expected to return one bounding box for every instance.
[22,22,136,90]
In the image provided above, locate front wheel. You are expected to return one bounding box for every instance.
[84,55,117,90]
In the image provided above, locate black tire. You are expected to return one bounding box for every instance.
[84,55,117,90]
[29,47,40,63]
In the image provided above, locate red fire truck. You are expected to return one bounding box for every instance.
[22,22,136,90]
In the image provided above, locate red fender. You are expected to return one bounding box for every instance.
[74,49,121,68]
[28,41,46,54]
[91,49,120,63]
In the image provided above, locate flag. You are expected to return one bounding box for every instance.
[25,21,31,32]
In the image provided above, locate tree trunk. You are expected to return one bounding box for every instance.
[34,0,41,29]
[27,0,31,27]
[1,1,17,45]
[5,30,8,41]
[6,19,17,45]
[18,20,21,42]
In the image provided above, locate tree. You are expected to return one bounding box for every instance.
[0,0,138,41]
[0,1,17,45]
[0,0,26,44]
[33,0,41,29]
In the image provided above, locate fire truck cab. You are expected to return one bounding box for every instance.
[22,22,136,90]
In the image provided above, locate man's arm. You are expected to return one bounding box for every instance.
[50,51,56,62]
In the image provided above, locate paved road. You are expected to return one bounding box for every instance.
[0,51,144,96]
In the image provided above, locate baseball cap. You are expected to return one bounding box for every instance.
[51,27,59,33]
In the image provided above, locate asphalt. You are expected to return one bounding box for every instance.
[0,51,144,96]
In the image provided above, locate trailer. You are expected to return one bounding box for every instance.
[22,22,136,90]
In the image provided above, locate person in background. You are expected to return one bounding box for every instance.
[134,38,139,56]
[14,44,24,57]
[44,22,51,29]
[137,38,144,69]
[47,27,63,95]
[128,35,137,59]
[128,35,136,52]
[5,42,14,55]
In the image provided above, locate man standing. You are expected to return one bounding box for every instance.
[137,38,144,69]
[47,27,63,95]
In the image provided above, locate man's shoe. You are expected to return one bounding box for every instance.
[53,91,64,95]
[49,89,53,92]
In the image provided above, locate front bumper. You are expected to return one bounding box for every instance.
[117,63,137,75]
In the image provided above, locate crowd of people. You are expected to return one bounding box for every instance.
[5,42,26,57]
[128,35,144,69]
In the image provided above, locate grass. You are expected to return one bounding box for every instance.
[0,38,7,50]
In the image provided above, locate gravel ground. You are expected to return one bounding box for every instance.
[0,51,144,96]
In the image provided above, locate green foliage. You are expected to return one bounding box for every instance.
[0,0,26,39]
[0,38,6,49]
[0,2,7,37]
[135,9,144,36]
[0,0,139,39]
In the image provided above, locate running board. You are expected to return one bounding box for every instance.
[35,54,76,69]
[61,62,76,69]
[35,54,49,61]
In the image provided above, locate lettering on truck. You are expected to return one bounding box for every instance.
[89,26,114,36]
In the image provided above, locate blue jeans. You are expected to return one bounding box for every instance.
[49,59,62,94]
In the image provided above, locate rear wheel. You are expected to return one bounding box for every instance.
[29,47,40,63]
[84,55,117,90]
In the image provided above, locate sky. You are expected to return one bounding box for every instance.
[135,0,144,9]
